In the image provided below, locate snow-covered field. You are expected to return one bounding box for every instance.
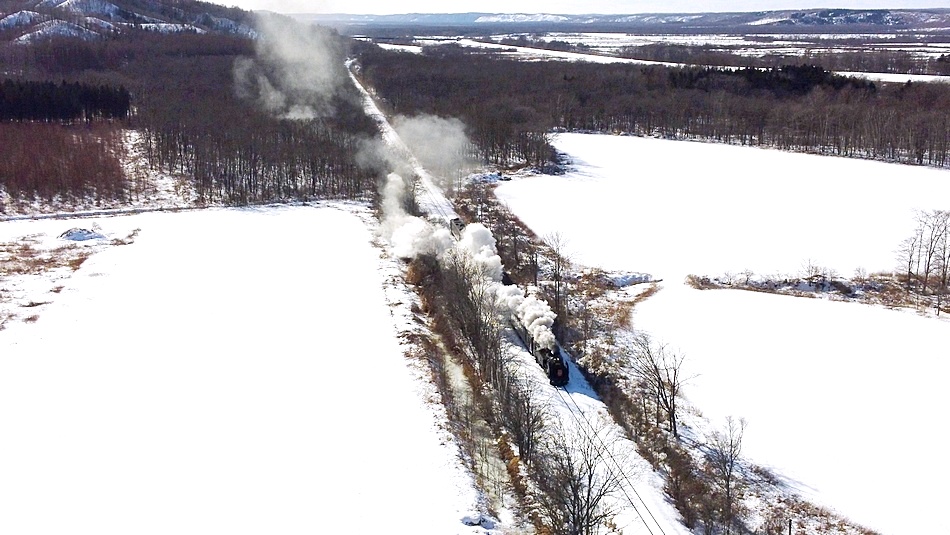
[495,133,950,535]
[0,204,487,534]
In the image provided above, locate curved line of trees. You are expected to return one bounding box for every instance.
[355,43,950,170]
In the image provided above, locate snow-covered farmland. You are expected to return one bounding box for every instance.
[0,204,486,535]
[495,133,950,535]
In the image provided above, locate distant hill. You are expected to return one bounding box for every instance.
[298,8,950,33]
[0,0,256,43]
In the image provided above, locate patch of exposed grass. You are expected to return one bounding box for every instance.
[111,228,140,246]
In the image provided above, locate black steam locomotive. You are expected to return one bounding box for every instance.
[446,216,568,387]
[510,316,569,387]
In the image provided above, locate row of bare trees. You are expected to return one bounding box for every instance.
[453,183,751,534]
[124,30,380,204]
[456,184,764,533]
[0,122,125,207]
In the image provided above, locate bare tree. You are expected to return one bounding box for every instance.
[897,233,921,290]
[500,372,549,464]
[918,210,945,295]
[533,418,628,535]
[544,232,571,336]
[630,334,688,438]
[707,416,747,535]
[937,213,950,315]
[437,249,506,389]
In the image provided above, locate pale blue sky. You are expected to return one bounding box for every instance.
[224,0,948,15]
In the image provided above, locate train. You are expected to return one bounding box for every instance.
[446,216,569,387]
[509,314,570,387]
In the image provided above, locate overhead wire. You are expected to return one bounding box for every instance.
[553,372,670,535]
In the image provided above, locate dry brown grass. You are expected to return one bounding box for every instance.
[1,231,122,328]
[574,269,610,300]
[1,240,93,276]
[602,300,633,328]
[110,228,140,246]
[685,274,715,290]
[632,282,660,306]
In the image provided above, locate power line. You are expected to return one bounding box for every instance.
[554,378,669,535]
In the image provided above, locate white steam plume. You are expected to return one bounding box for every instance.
[376,170,559,352]
[379,173,453,259]
[456,223,503,283]
[393,114,475,190]
[452,223,557,351]
[516,295,557,350]
[234,14,345,119]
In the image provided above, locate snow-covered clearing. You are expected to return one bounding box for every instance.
[0,204,487,534]
[495,133,950,535]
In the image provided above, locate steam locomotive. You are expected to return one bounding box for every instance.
[510,315,570,388]
[447,216,569,387]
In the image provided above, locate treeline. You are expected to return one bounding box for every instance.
[1,21,380,207]
[619,43,950,76]
[0,79,130,122]
[356,43,950,169]
[0,123,125,203]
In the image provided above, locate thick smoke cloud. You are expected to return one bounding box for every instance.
[393,115,474,189]
[234,14,345,119]
[454,224,557,351]
[378,172,558,351]
[379,173,453,259]
[456,224,503,283]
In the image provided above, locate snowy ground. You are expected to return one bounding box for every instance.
[495,133,950,535]
[0,203,489,535]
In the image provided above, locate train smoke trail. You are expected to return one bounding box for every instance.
[378,173,453,260]
[233,13,346,119]
[393,115,475,190]
[455,224,558,351]
[455,223,503,282]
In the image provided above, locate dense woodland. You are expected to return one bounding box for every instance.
[0,21,379,208]
[355,42,950,170]
[0,79,130,122]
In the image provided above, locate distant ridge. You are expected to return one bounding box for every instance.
[0,0,257,43]
[297,8,950,32]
